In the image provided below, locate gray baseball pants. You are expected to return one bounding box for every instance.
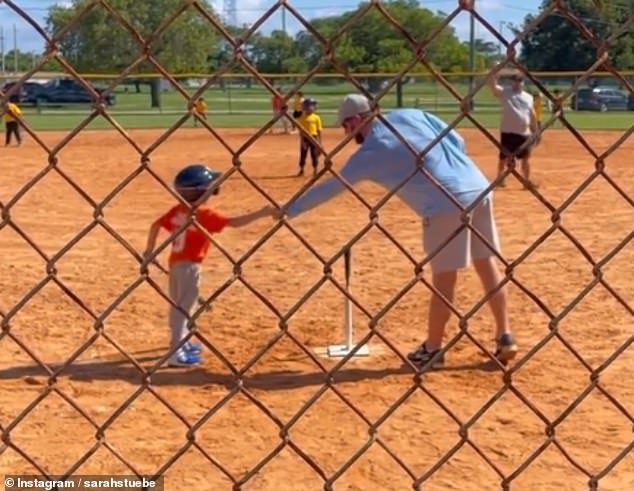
[168,261,201,358]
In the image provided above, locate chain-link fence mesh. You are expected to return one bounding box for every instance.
[0,0,632,489]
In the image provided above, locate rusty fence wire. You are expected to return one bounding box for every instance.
[0,0,633,489]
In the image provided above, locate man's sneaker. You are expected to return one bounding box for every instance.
[494,333,518,365]
[406,343,445,369]
[184,342,202,354]
[167,351,202,368]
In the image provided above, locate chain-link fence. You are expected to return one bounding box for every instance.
[1,0,632,489]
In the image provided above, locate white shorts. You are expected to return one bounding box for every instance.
[423,196,501,274]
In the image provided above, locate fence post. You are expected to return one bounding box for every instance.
[396,79,404,108]
[227,78,232,114]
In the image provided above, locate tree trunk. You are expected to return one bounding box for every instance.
[150,79,161,108]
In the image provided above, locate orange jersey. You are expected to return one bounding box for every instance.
[158,204,229,266]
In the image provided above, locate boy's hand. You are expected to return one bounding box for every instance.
[140,250,153,274]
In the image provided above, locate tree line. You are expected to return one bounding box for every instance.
[517,0,634,71]
[10,0,629,105]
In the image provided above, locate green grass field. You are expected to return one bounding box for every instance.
[18,79,634,132]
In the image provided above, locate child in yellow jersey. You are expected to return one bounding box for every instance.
[297,98,323,176]
[193,97,207,127]
[4,95,22,146]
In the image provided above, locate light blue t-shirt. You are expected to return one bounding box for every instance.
[286,109,491,218]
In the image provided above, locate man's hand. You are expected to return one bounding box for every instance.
[489,61,503,74]
[264,205,285,220]
[258,205,283,220]
[488,63,505,97]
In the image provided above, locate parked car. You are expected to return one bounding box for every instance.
[628,92,634,111]
[571,87,628,112]
[1,81,47,103]
[10,78,116,107]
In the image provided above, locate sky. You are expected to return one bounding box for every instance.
[0,0,543,55]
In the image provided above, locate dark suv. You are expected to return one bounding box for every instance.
[9,79,116,107]
[1,81,47,103]
[571,87,628,112]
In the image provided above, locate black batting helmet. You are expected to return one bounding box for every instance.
[173,164,221,203]
[303,97,317,110]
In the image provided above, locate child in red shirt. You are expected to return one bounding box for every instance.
[143,164,273,367]
[270,88,290,134]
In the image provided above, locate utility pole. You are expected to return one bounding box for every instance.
[1,26,5,75]
[469,12,476,94]
[282,6,287,34]
[223,0,237,27]
[13,24,17,74]
[498,21,507,56]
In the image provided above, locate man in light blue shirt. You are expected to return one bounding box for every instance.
[282,94,518,369]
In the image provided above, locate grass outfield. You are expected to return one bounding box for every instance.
[28,79,602,110]
[20,110,633,132]
[16,80,634,131]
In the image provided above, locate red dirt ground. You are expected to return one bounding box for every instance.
[0,125,632,491]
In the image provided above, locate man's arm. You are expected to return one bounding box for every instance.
[528,108,538,134]
[228,206,274,227]
[285,153,367,219]
[522,93,537,134]
[142,219,163,261]
[489,70,504,98]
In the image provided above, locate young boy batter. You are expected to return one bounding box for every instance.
[143,164,272,367]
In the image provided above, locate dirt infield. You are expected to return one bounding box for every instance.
[1,125,632,491]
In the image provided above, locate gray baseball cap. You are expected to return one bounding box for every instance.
[337,93,372,125]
